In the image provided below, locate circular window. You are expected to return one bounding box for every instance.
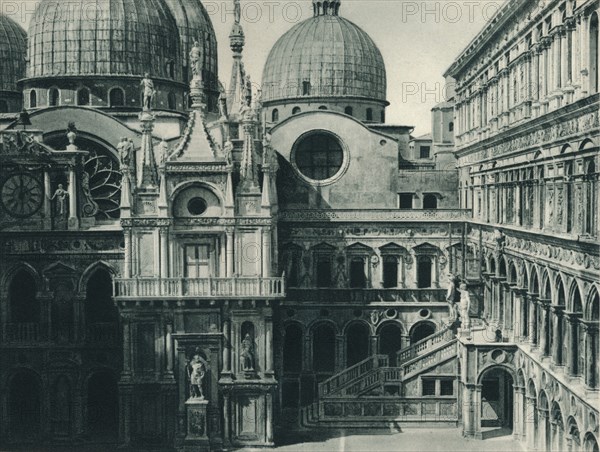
[293,132,346,184]
[187,197,207,215]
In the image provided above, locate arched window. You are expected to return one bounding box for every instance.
[109,88,125,107]
[168,92,176,110]
[166,60,175,79]
[77,88,90,106]
[423,194,438,209]
[271,109,279,122]
[9,270,39,325]
[302,81,311,95]
[449,121,454,132]
[312,323,335,373]
[29,90,37,108]
[380,110,385,123]
[49,88,60,107]
[292,106,301,115]
[366,108,373,121]
[344,106,353,116]
[85,268,118,344]
[590,12,599,94]
[0,100,8,113]
[318,105,327,110]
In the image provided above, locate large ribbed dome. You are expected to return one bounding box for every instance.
[27,0,180,80]
[262,12,387,103]
[164,0,218,91]
[0,14,26,92]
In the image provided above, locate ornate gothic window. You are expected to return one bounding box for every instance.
[83,150,122,220]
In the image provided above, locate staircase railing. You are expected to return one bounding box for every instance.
[400,338,457,381]
[342,367,403,396]
[396,326,454,364]
[319,354,389,397]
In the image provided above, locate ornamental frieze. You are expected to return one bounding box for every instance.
[278,209,471,222]
[1,237,124,254]
[460,109,599,165]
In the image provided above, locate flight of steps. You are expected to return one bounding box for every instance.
[300,326,459,430]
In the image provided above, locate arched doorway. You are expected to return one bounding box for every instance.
[312,323,336,375]
[378,322,403,366]
[550,401,565,451]
[346,322,370,367]
[410,321,435,344]
[283,323,302,373]
[87,371,119,441]
[480,367,514,439]
[567,417,581,452]
[539,391,551,451]
[9,371,41,442]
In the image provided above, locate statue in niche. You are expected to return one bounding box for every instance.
[140,73,155,111]
[50,184,68,217]
[190,41,203,80]
[458,282,472,334]
[240,333,255,372]
[187,348,208,399]
[218,92,228,119]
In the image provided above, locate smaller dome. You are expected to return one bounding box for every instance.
[0,14,26,92]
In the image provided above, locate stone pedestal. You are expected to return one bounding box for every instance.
[184,398,210,452]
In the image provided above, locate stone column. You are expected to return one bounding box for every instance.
[580,15,589,95]
[165,321,174,377]
[565,312,581,376]
[265,317,274,376]
[68,165,78,229]
[538,406,549,451]
[539,300,550,356]
[335,334,344,372]
[222,319,231,374]
[262,227,271,277]
[583,322,598,388]
[513,386,525,440]
[226,229,234,277]
[122,315,132,378]
[160,227,169,278]
[551,306,564,366]
[124,228,132,278]
[525,395,537,450]
[43,170,52,227]
[529,296,537,345]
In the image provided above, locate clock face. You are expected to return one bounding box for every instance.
[1,173,44,218]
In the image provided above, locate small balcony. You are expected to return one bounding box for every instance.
[286,288,447,304]
[114,276,286,300]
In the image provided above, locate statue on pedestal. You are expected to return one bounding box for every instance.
[187,348,208,399]
[140,73,155,111]
[117,137,130,168]
[446,273,459,323]
[190,41,203,80]
[240,333,255,372]
[458,282,472,334]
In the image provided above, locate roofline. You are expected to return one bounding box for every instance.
[270,110,401,142]
[443,0,526,79]
[263,95,390,107]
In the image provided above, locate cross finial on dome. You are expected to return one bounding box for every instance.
[312,0,341,16]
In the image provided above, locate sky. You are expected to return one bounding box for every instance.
[2,0,506,135]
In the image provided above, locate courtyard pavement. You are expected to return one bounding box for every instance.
[245,428,523,452]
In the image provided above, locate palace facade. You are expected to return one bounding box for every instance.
[0,0,597,451]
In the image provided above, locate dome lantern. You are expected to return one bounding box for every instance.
[312,0,341,16]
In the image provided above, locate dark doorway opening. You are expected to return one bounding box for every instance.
[378,322,403,366]
[346,322,370,367]
[87,372,119,441]
[9,371,41,442]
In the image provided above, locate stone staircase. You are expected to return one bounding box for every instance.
[301,326,459,429]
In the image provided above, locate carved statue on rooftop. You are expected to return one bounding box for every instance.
[140,73,155,111]
[190,41,203,80]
